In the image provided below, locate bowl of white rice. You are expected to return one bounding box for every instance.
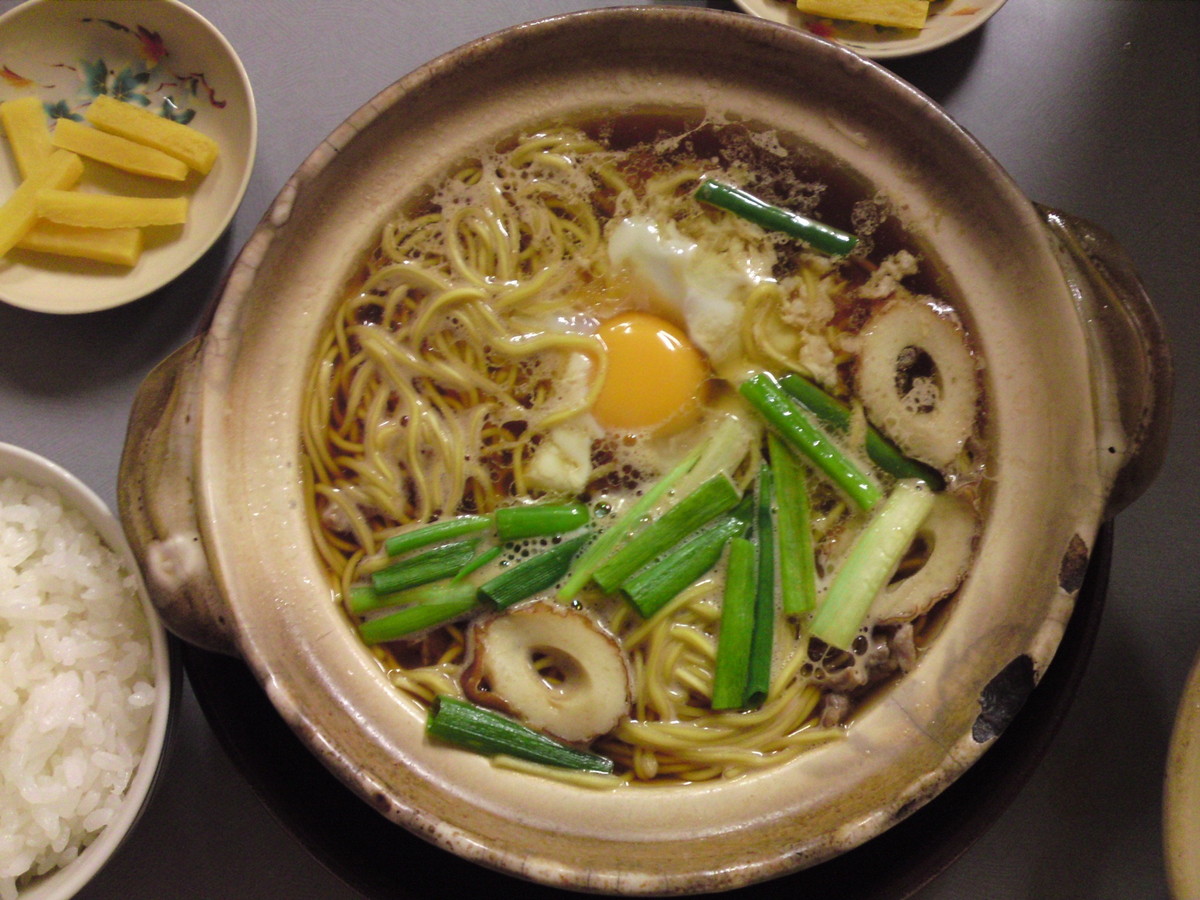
[0,442,173,900]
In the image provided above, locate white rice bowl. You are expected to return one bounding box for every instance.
[0,444,172,900]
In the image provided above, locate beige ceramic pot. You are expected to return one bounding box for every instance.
[117,8,1171,894]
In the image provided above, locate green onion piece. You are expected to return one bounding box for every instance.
[383,515,492,558]
[479,534,590,609]
[695,179,858,257]
[739,372,881,511]
[770,434,818,615]
[426,695,615,774]
[494,502,589,541]
[349,580,476,615]
[810,480,936,650]
[358,596,478,645]
[779,373,945,490]
[669,414,756,500]
[711,537,757,710]
[348,585,379,615]
[621,514,746,619]
[371,539,480,596]
[558,444,704,602]
[451,544,504,584]
[593,474,742,594]
[744,465,775,708]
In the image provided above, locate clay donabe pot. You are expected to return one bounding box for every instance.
[116,8,1171,894]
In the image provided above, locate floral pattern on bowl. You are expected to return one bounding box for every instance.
[0,0,256,314]
[2,12,230,122]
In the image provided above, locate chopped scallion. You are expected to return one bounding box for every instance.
[358,596,478,644]
[426,695,615,774]
[744,465,775,708]
[810,479,936,650]
[695,178,858,257]
[779,373,945,490]
[383,515,492,557]
[371,539,480,595]
[592,474,741,594]
[668,414,756,500]
[711,536,756,710]
[620,513,746,619]
[479,534,590,609]
[451,544,504,583]
[494,502,589,541]
[558,444,703,602]
[740,372,881,511]
[770,434,817,615]
[348,585,378,615]
[349,580,476,615]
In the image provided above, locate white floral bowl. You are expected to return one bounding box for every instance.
[0,442,174,900]
[0,0,256,314]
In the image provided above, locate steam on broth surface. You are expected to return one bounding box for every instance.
[302,110,986,784]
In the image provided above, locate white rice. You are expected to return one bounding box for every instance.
[0,475,156,900]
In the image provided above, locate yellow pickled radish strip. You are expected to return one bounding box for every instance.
[793,0,929,29]
[0,96,53,178]
[35,190,188,228]
[85,94,218,175]
[51,118,188,181]
[17,220,144,267]
[0,149,84,256]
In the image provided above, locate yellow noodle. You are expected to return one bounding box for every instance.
[388,666,461,703]
[491,755,630,789]
[674,664,712,701]
[668,623,717,661]
[409,285,489,345]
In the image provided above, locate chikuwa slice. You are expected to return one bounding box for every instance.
[855,299,979,470]
[870,490,979,624]
[463,603,632,744]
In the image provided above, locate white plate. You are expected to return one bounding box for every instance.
[733,0,1009,58]
[0,0,256,314]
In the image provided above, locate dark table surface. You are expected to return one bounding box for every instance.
[1,1,1197,898]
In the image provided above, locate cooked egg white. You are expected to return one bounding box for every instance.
[606,216,768,379]
[525,351,603,496]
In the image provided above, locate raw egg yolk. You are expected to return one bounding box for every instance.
[592,312,708,431]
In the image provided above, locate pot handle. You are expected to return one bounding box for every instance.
[118,337,240,657]
[1037,204,1174,519]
